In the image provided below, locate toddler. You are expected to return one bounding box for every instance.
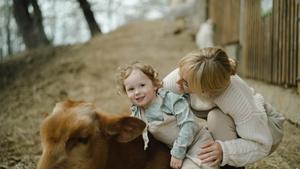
[116,62,217,169]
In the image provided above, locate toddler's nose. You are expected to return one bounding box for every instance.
[134,89,140,95]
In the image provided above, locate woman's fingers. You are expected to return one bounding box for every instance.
[201,154,217,163]
[198,141,223,165]
[198,151,215,161]
[209,158,221,167]
[199,146,214,155]
[201,140,214,148]
[198,141,215,155]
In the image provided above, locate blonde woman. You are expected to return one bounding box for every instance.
[163,48,284,169]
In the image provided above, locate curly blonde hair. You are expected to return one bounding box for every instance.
[116,61,162,94]
[179,47,237,97]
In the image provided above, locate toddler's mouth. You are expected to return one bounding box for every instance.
[135,96,145,102]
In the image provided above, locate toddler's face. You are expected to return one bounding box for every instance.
[123,69,157,109]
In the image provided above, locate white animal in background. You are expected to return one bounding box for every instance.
[196,19,214,48]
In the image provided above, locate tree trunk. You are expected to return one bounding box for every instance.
[77,0,102,36]
[5,1,12,55]
[12,0,49,49]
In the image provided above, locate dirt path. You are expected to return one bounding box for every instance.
[0,20,299,169]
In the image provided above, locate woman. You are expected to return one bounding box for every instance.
[163,48,284,169]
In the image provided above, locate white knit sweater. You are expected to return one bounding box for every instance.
[163,69,273,167]
[213,75,272,166]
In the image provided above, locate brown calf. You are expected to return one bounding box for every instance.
[37,100,171,169]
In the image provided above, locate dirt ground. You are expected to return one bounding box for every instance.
[0,20,299,169]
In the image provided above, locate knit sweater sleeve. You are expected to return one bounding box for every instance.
[214,75,273,167]
[162,68,182,94]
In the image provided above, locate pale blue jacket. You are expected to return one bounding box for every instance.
[131,89,200,159]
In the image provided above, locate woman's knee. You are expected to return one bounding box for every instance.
[207,109,237,141]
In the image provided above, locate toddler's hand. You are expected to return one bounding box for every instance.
[170,156,183,169]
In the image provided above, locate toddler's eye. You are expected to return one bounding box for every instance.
[140,84,145,87]
[127,87,134,91]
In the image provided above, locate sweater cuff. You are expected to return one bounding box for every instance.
[170,146,186,160]
[216,140,228,166]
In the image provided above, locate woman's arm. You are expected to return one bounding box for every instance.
[217,115,272,166]
[163,68,182,94]
[211,76,273,166]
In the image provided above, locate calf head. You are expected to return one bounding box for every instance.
[37,100,145,169]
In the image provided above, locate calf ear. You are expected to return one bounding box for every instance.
[106,116,146,143]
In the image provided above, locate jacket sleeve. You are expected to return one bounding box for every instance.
[168,95,200,159]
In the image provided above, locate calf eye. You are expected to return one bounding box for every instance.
[78,136,89,144]
[66,136,89,150]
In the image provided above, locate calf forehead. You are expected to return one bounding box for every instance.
[53,100,94,115]
[41,101,97,142]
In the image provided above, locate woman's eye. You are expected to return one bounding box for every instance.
[182,80,189,88]
[140,84,145,87]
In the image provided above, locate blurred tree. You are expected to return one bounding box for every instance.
[12,0,50,49]
[5,0,12,55]
[77,0,101,36]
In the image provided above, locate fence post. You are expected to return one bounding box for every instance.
[238,0,247,76]
[296,0,300,94]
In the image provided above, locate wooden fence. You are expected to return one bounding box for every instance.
[209,0,300,92]
[209,0,240,45]
[241,0,299,87]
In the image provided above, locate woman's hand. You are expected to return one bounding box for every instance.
[170,156,183,169]
[198,140,223,166]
